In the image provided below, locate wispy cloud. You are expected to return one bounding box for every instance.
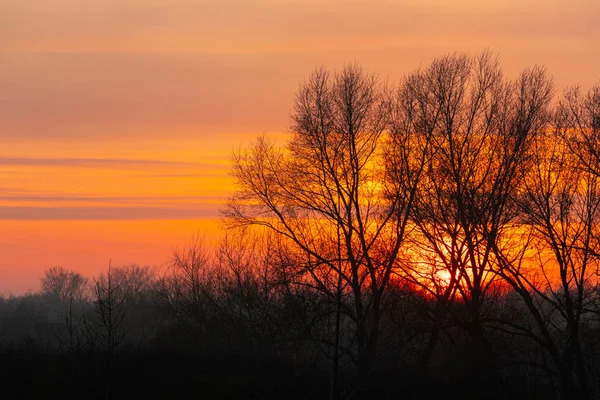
[0,194,223,204]
[0,156,222,170]
[0,206,219,220]
[136,172,228,178]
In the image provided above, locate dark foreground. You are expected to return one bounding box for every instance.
[1,350,558,400]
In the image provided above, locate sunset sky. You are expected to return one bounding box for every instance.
[1,0,599,294]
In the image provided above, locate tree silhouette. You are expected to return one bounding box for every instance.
[224,63,431,396]
[558,83,600,178]
[492,95,600,400]
[41,266,89,302]
[89,262,130,358]
[396,52,554,378]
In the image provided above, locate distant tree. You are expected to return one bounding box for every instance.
[215,230,288,358]
[40,266,89,351]
[88,262,130,358]
[40,266,89,302]
[155,235,216,332]
[112,264,156,302]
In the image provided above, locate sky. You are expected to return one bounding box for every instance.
[1,0,599,294]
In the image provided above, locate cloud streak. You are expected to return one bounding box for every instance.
[0,206,219,220]
[0,156,225,170]
[0,194,223,204]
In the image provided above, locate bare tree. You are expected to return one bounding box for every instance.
[393,52,554,377]
[112,264,155,302]
[89,262,130,358]
[558,83,600,178]
[40,266,89,352]
[214,229,289,362]
[41,266,89,302]
[224,63,428,396]
[493,90,600,399]
[155,235,216,332]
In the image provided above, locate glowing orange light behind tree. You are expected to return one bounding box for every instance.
[224,64,432,396]
[223,52,597,397]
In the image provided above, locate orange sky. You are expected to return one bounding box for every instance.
[1,0,599,294]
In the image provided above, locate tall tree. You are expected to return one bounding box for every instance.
[493,87,600,400]
[558,83,600,178]
[224,64,428,394]
[397,52,553,372]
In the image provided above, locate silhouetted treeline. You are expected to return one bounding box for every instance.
[2,52,600,399]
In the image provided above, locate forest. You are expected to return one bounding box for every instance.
[1,52,600,399]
